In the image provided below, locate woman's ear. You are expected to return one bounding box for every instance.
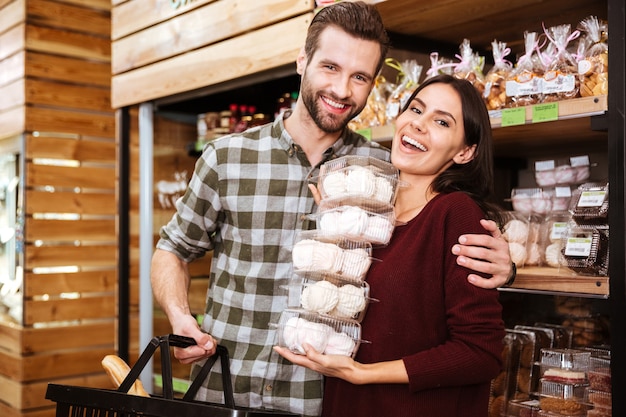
[453,144,477,165]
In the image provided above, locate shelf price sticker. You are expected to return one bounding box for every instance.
[356,128,372,141]
[532,102,559,123]
[564,236,592,257]
[501,107,526,127]
[578,190,607,207]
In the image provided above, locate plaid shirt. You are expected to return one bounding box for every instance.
[157,112,390,416]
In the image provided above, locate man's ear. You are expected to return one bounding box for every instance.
[296,47,307,75]
[453,144,477,165]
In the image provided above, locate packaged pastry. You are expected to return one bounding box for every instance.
[561,225,609,276]
[348,75,390,130]
[483,40,512,110]
[424,51,456,80]
[568,182,608,224]
[587,356,611,392]
[506,31,544,107]
[384,58,423,123]
[315,202,396,245]
[577,16,609,97]
[539,348,591,384]
[540,212,571,268]
[452,38,485,97]
[291,273,373,322]
[540,24,581,103]
[538,379,589,415]
[291,231,373,282]
[276,309,362,358]
[511,188,552,216]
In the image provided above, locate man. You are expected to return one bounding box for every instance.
[151,2,513,416]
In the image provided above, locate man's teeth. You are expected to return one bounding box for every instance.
[402,135,427,151]
[322,96,346,109]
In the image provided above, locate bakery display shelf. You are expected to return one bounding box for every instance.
[501,267,609,298]
[369,96,608,146]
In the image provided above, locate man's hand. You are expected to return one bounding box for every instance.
[171,314,217,364]
[452,219,513,289]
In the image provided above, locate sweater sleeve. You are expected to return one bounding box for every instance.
[402,193,505,392]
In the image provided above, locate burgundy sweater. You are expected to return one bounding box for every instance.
[322,192,505,417]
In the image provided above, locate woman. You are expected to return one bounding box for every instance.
[275,74,505,417]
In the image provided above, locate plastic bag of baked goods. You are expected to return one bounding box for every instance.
[484,40,513,110]
[424,52,456,80]
[453,39,486,98]
[540,24,581,103]
[348,75,390,131]
[385,58,423,123]
[506,31,544,107]
[577,15,608,97]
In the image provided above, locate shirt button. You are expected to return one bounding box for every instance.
[265,384,273,392]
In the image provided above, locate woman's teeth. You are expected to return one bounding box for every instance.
[402,135,427,151]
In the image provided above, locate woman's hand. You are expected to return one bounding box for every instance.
[274,345,364,384]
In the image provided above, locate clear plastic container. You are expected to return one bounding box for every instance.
[540,348,591,370]
[538,379,589,415]
[275,309,362,358]
[291,231,373,281]
[315,202,396,245]
[289,273,373,322]
[588,356,611,392]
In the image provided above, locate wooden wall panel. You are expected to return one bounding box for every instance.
[23,270,116,297]
[0,105,25,140]
[24,108,114,138]
[25,190,116,215]
[24,218,116,241]
[112,0,215,40]
[25,79,111,112]
[113,0,313,74]
[0,23,24,61]
[0,50,24,86]
[0,78,24,111]
[112,13,311,107]
[0,0,25,34]
[25,52,110,87]
[24,245,117,269]
[27,0,110,36]
[24,296,116,324]
[26,164,116,189]
[25,24,110,61]
[25,134,116,162]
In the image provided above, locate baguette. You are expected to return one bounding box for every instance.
[101,354,150,397]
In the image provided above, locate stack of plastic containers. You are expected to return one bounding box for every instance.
[275,156,401,358]
[586,353,612,416]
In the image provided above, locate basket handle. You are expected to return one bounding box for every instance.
[118,334,234,408]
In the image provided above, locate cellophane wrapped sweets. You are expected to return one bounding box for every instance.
[577,16,609,97]
[540,24,580,103]
[452,38,486,98]
[483,40,513,110]
[424,51,455,80]
[348,75,390,131]
[384,58,423,123]
[506,31,544,107]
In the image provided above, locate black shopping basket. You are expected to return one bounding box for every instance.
[45,334,299,417]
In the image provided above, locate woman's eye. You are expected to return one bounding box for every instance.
[437,120,450,128]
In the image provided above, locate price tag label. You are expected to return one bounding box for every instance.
[564,237,592,257]
[356,128,372,141]
[578,190,607,207]
[550,222,569,241]
[501,107,526,127]
[532,102,559,123]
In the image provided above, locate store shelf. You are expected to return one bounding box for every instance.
[504,267,609,298]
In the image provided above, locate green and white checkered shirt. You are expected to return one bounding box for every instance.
[157,112,390,417]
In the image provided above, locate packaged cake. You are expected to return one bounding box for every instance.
[538,379,589,416]
[576,16,609,97]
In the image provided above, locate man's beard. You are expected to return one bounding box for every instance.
[300,78,364,134]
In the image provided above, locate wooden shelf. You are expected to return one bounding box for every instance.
[503,267,609,298]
